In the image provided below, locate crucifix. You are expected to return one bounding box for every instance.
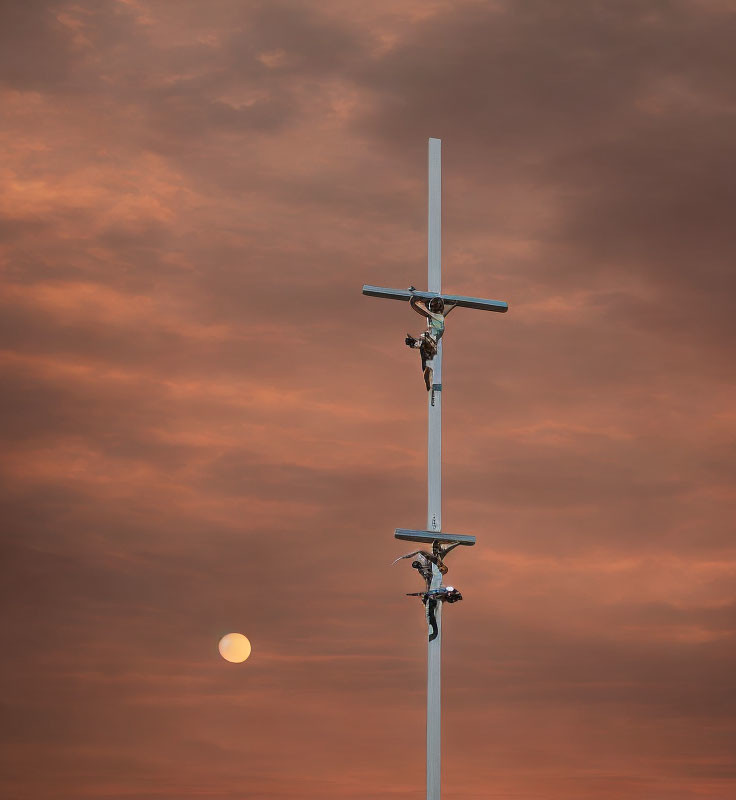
[362,138,508,800]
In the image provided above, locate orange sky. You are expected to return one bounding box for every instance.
[2,2,736,798]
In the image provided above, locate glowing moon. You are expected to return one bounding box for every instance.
[218,633,252,663]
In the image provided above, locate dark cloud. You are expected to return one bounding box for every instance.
[0,1,74,89]
[348,0,736,353]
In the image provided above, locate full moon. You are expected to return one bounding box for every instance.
[218,633,252,663]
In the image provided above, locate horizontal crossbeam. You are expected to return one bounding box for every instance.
[362,284,508,313]
[395,528,476,546]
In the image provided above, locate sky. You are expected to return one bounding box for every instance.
[1,1,736,798]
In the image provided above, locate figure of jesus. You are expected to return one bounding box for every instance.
[404,291,456,390]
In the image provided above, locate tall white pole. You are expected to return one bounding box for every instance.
[426,136,442,800]
[362,135,507,800]
[362,136,507,800]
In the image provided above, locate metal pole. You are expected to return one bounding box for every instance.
[426,136,442,800]
[362,136,507,800]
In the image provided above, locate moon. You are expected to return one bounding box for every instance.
[218,633,252,663]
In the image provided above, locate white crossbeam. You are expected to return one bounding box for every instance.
[362,285,508,313]
[395,528,476,546]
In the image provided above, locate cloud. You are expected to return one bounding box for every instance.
[1,1,735,798]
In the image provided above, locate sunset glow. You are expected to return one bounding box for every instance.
[2,2,735,799]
